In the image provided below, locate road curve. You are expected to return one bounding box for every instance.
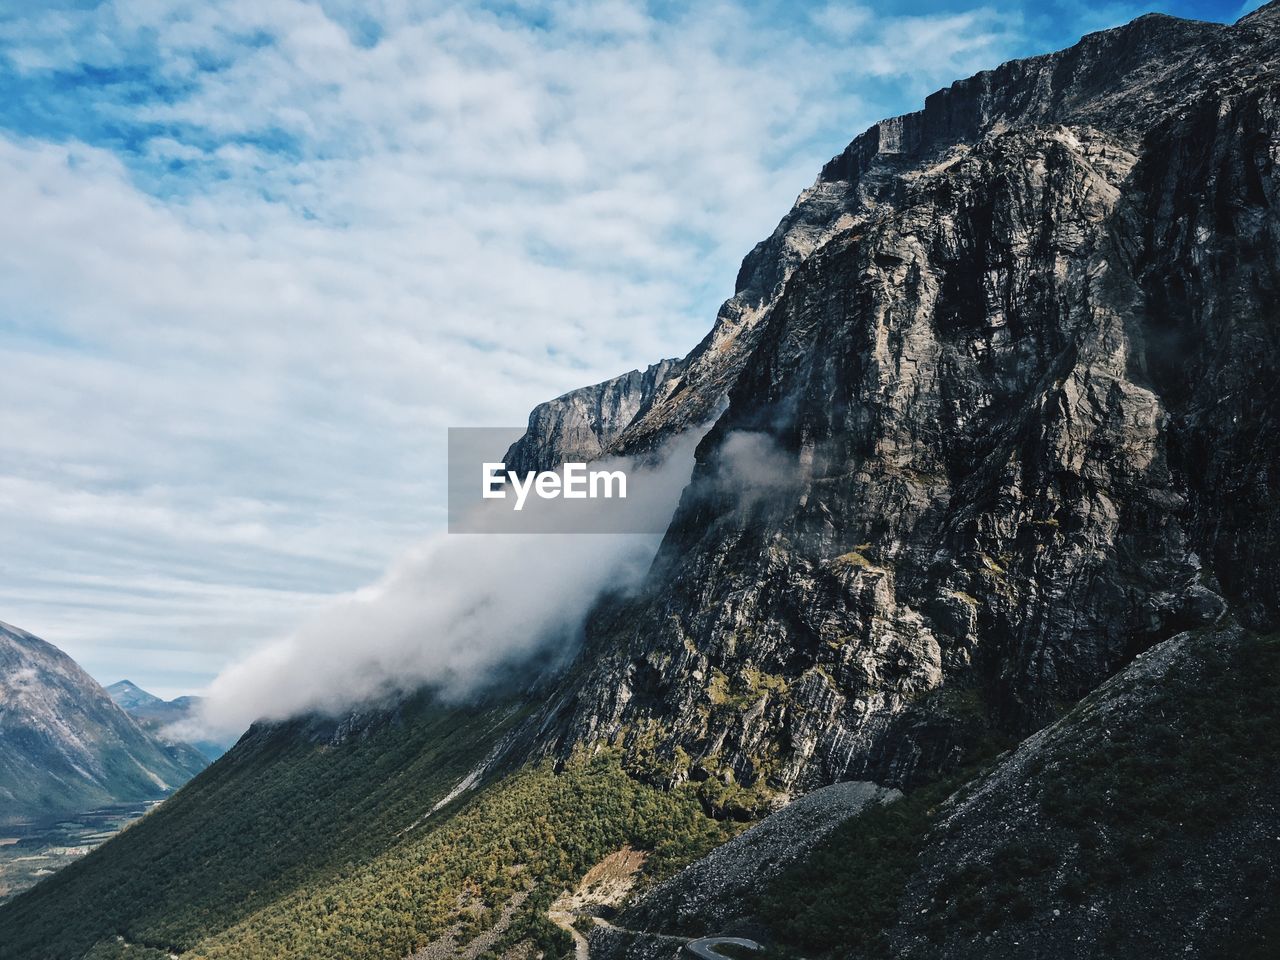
[547,909,589,960]
[683,936,763,960]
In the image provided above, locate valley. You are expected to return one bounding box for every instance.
[0,802,157,904]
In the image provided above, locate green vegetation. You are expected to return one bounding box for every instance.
[0,802,155,904]
[706,668,735,706]
[620,715,778,820]
[706,667,788,711]
[0,695,529,960]
[0,694,729,960]
[918,681,988,726]
[755,771,971,958]
[923,631,1280,938]
[688,765,777,821]
[195,749,729,960]
[82,941,171,960]
[833,550,884,572]
[977,552,1006,575]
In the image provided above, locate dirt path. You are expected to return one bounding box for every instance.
[547,846,650,960]
[547,907,590,960]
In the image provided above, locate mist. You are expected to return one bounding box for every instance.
[187,434,702,740]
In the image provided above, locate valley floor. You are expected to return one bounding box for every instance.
[0,802,156,904]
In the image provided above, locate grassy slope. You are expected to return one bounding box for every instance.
[0,688,732,960]
[0,694,528,960]
[188,750,731,960]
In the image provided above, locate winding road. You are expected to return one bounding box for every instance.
[547,909,764,960]
[683,936,764,960]
[547,908,590,960]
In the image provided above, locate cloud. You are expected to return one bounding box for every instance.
[0,0,1166,699]
[715,431,801,497]
[193,432,702,736]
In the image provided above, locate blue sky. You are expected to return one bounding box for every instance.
[0,0,1261,702]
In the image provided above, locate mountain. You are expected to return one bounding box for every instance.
[588,623,1280,959]
[529,5,1280,804]
[106,681,231,762]
[0,622,208,828]
[104,680,164,713]
[504,358,686,474]
[2,5,1279,959]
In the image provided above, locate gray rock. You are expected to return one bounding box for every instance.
[623,781,896,935]
[512,4,1280,803]
[503,358,685,473]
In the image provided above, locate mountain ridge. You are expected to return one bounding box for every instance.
[105,680,164,711]
[510,1,1280,803]
[0,621,207,827]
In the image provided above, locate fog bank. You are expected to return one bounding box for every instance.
[189,435,701,739]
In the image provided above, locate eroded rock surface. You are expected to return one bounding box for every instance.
[509,5,1280,803]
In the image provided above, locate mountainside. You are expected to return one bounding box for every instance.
[0,622,207,827]
[527,3,1280,804]
[587,624,1280,959]
[504,358,686,473]
[107,681,231,762]
[2,5,1279,959]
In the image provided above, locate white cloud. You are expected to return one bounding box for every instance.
[193,432,703,736]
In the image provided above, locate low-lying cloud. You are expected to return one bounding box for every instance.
[192,433,701,738]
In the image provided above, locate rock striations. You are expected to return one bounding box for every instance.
[512,4,1280,803]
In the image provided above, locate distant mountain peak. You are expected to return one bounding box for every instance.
[106,679,165,710]
[107,681,231,764]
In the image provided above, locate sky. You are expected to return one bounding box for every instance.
[0,0,1261,702]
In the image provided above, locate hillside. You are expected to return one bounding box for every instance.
[586,623,1280,958]
[0,622,207,828]
[1,4,1279,958]
[0,694,733,960]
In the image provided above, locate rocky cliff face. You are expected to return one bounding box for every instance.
[503,358,685,473]
[508,5,1280,804]
[0,622,207,826]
